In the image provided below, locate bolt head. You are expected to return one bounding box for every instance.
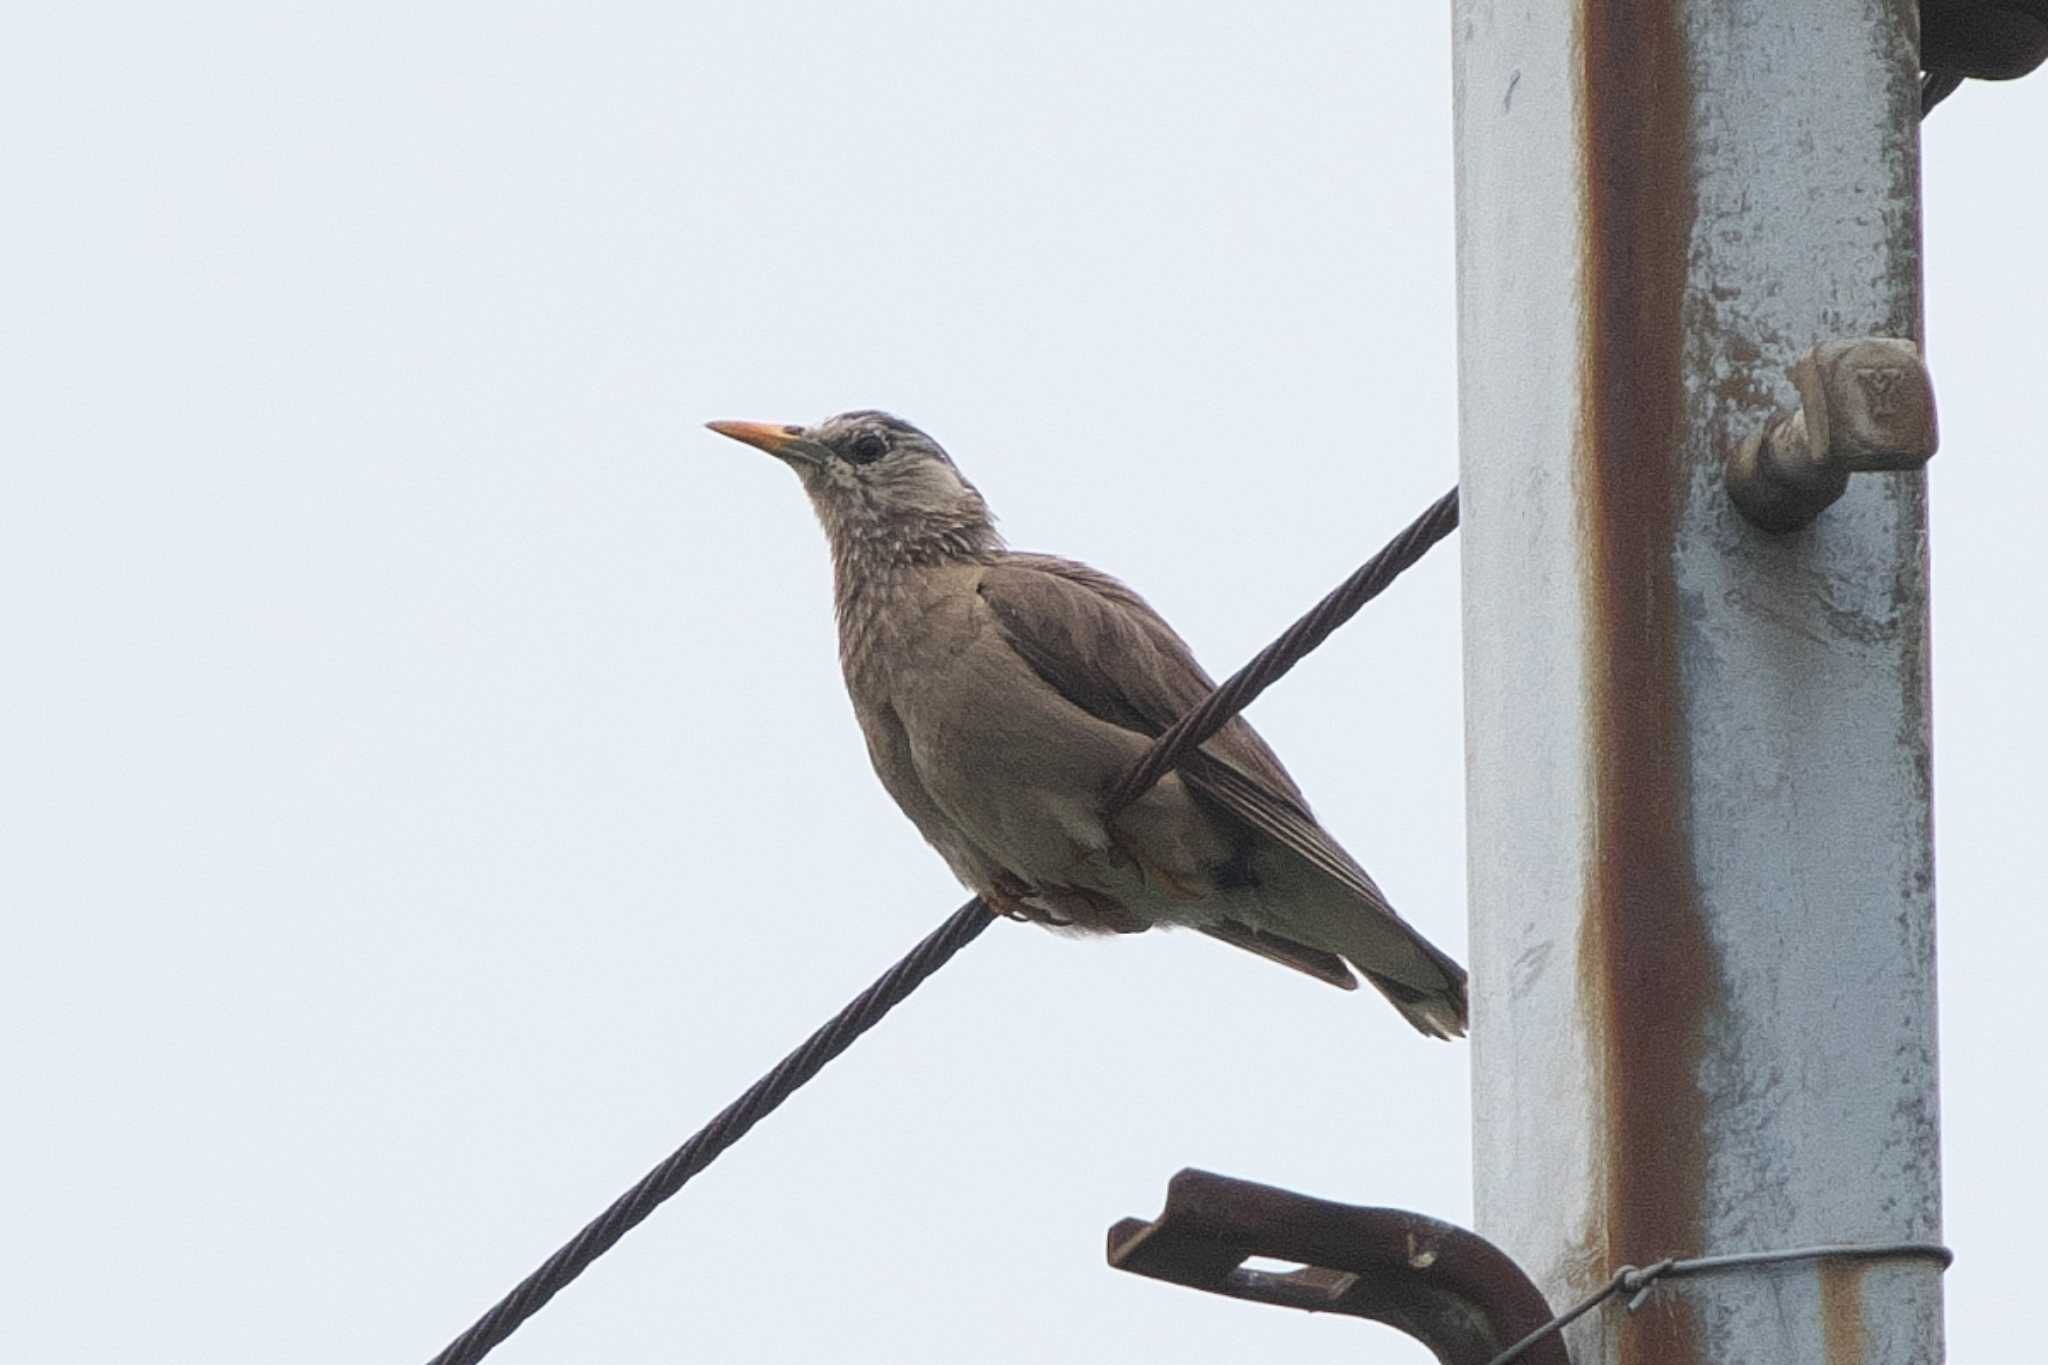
[1792,339,1939,472]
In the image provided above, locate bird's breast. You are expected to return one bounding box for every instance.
[836,564,987,692]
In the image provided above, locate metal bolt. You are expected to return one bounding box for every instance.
[1726,338,1939,533]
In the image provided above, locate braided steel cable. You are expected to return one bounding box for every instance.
[426,899,996,1365]
[1106,484,1460,815]
[426,486,1461,1365]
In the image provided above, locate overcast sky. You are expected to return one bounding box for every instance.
[6,5,2043,1362]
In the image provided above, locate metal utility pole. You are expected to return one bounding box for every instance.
[1454,3,1944,1364]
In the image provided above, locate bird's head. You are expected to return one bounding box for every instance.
[706,410,1001,565]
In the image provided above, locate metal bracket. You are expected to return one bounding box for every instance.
[1107,1169,1569,1365]
[1725,338,1939,533]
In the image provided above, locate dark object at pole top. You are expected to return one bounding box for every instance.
[1922,0,2048,110]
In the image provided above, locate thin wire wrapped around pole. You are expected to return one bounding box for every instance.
[426,898,997,1365]
[1106,484,1461,815]
[426,485,1463,1365]
[1481,1239,1954,1365]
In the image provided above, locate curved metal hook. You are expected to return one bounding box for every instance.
[1108,1169,1570,1365]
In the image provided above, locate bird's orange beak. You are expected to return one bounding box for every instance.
[705,419,806,455]
[706,419,832,468]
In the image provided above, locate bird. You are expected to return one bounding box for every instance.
[705,410,1468,1037]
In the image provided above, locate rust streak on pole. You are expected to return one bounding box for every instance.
[1820,1263,1872,1365]
[1576,4,1711,1364]
[1455,2,1943,1362]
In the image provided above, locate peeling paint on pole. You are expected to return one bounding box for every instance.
[1454,1,1944,1362]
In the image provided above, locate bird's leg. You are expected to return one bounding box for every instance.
[991,871,1144,934]
[1136,857,1205,902]
[1046,883,1147,934]
[987,872,1074,926]
[1101,778,1221,904]
[1099,829,1207,904]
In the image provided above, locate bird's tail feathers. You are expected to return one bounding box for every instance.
[1251,856,1470,1039]
[1359,966,1468,1040]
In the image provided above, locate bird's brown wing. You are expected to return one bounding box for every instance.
[977,553,1468,1034]
[977,553,1395,911]
[976,554,1301,780]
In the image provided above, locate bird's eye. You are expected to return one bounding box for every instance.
[847,430,889,465]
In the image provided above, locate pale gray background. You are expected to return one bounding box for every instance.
[4,5,2040,1362]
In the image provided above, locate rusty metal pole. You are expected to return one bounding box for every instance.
[1452,4,1944,1365]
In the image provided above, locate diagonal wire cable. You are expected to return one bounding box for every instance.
[427,899,997,1365]
[425,484,1462,1365]
[1106,484,1460,814]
